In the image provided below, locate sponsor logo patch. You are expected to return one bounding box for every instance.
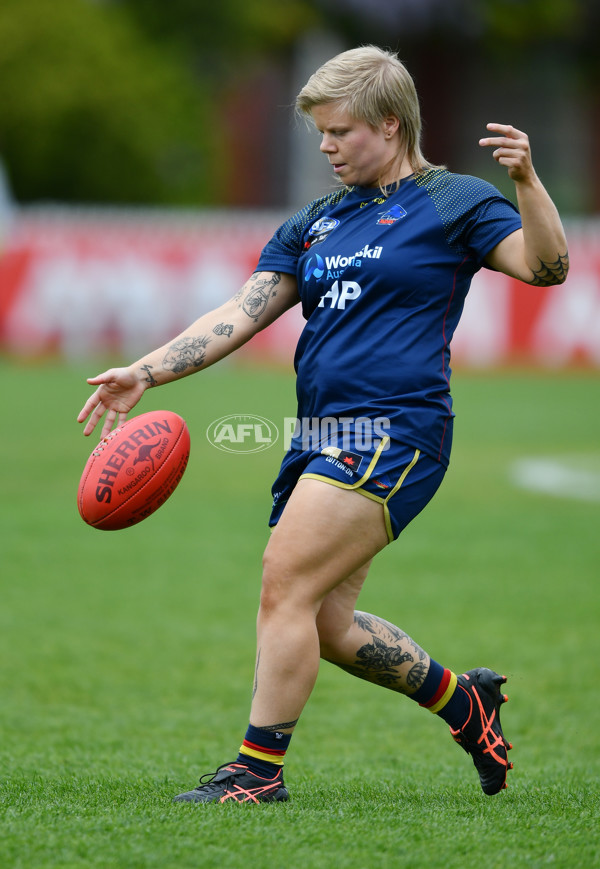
[377,204,408,225]
[304,216,341,249]
[321,446,363,473]
[304,253,325,281]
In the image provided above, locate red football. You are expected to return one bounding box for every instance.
[78,410,190,530]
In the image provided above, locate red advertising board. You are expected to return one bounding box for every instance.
[0,208,598,367]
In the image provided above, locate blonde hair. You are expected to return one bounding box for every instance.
[296,45,440,177]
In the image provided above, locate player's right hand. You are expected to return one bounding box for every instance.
[77,367,147,439]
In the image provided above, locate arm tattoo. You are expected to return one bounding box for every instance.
[213,322,234,338]
[140,364,157,386]
[163,335,211,373]
[241,272,281,321]
[256,720,299,732]
[529,251,569,287]
[327,612,428,695]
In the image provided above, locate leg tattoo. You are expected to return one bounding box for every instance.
[326,611,429,695]
[252,648,261,700]
[256,720,299,733]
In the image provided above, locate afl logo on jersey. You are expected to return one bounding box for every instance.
[304,216,341,249]
[377,204,407,225]
[309,216,340,237]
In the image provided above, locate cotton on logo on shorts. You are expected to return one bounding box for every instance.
[206,415,279,453]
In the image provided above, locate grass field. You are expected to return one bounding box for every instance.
[1,358,599,868]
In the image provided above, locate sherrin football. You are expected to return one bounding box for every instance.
[78,410,190,530]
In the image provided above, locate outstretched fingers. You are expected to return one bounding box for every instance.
[479,123,534,182]
[78,393,121,439]
[77,368,140,438]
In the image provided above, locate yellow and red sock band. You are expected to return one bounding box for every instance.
[239,740,285,766]
[420,668,458,714]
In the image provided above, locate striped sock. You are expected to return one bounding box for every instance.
[410,659,470,729]
[237,724,292,778]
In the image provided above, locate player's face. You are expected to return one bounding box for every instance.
[312,102,403,188]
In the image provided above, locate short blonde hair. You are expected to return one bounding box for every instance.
[296,45,438,175]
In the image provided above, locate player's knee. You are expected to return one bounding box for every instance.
[260,548,316,618]
[259,549,291,616]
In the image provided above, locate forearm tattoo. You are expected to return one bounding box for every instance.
[530,251,569,287]
[163,335,211,373]
[140,364,157,386]
[241,272,281,321]
[328,612,428,695]
[213,322,234,338]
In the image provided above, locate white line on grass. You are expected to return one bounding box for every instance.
[510,455,600,502]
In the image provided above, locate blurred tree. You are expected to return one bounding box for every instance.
[2,0,596,209]
[122,0,317,74]
[314,0,588,45]
[0,0,223,204]
[312,0,599,212]
[121,0,322,206]
[479,0,582,44]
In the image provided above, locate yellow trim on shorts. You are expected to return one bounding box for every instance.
[382,448,421,542]
[299,441,421,544]
[300,474,386,508]
[299,436,390,491]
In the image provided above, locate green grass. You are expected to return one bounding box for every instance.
[1,358,599,868]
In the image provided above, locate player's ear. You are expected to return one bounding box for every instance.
[382,116,400,140]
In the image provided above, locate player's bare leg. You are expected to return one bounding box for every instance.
[173,480,390,804]
[315,545,513,795]
[174,479,512,802]
[250,478,390,730]
[317,571,431,694]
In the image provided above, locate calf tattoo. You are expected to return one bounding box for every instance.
[530,251,569,287]
[257,720,299,732]
[252,648,261,700]
[241,272,281,321]
[331,612,428,695]
[163,335,211,373]
[251,647,298,731]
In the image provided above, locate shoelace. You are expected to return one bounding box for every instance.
[195,764,243,790]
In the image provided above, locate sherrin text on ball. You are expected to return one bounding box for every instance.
[77,410,190,530]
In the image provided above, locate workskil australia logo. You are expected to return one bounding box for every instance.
[304,253,325,281]
[304,243,383,282]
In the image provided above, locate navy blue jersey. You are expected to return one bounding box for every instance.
[257,169,522,466]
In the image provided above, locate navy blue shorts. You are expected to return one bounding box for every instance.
[269,435,446,542]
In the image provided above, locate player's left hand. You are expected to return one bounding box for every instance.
[479,123,536,184]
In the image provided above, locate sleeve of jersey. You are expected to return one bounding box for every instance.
[255,209,308,276]
[448,175,523,265]
[255,192,344,275]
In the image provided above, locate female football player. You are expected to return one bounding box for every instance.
[78,46,568,803]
